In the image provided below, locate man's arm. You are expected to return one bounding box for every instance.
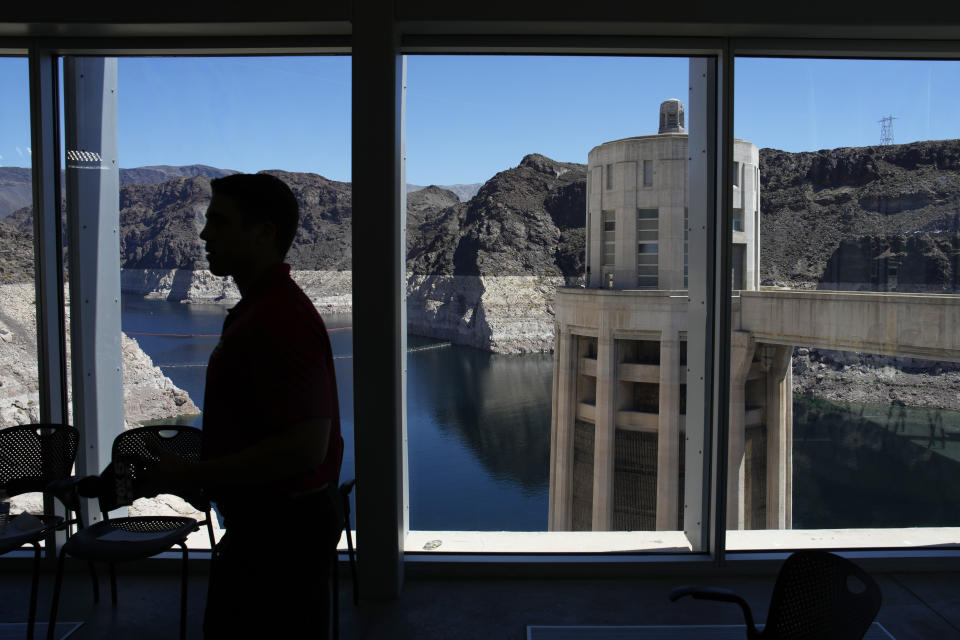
[154,418,331,490]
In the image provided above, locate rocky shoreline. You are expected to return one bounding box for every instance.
[120,268,353,314]
[118,269,960,413]
[793,347,960,412]
[406,274,565,353]
[122,268,563,353]
[1,282,206,522]
[0,282,199,429]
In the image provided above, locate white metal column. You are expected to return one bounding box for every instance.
[63,57,123,523]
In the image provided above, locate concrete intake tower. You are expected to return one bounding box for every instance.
[548,98,960,537]
[548,99,782,533]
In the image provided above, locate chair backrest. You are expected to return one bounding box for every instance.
[0,423,79,498]
[763,550,882,640]
[98,425,208,514]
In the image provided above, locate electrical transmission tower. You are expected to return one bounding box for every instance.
[879,115,897,145]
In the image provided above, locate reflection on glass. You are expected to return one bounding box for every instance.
[730,58,960,546]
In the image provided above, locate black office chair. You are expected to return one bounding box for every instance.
[332,477,358,639]
[670,550,882,640]
[0,423,80,640]
[47,425,215,640]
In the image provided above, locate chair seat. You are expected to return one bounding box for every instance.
[63,516,200,563]
[0,514,62,554]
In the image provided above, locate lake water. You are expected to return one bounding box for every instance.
[121,296,553,531]
[122,296,960,532]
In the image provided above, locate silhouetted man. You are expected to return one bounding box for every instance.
[155,173,343,638]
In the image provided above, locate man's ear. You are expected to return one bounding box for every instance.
[255,220,278,251]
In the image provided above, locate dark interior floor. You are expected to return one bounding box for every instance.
[0,558,957,639]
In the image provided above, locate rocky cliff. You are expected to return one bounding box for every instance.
[0,283,199,429]
[0,221,33,283]
[1,282,211,530]
[120,267,353,313]
[407,153,586,279]
[405,154,586,351]
[792,347,960,412]
[2,169,355,272]
[408,182,483,203]
[0,165,238,220]
[759,139,960,290]
[0,168,33,221]
[3,158,586,352]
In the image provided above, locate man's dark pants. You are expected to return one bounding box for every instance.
[203,487,344,639]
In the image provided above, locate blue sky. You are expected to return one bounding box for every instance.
[1,55,959,185]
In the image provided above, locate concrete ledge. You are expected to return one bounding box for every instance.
[400,527,960,554]
[619,362,661,382]
[740,289,960,362]
[577,401,597,422]
[616,410,658,431]
[406,530,692,553]
[726,527,960,550]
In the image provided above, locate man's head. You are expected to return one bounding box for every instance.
[201,173,299,279]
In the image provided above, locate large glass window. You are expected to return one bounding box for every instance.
[636,208,658,289]
[56,56,353,545]
[405,55,699,552]
[603,210,616,267]
[728,57,960,549]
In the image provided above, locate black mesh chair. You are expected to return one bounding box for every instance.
[670,550,882,640]
[0,423,80,640]
[332,477,358,639]
[47,425,215,640]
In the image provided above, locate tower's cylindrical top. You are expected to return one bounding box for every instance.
[658,99,685,134]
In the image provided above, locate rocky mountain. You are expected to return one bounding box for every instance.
[118,176,212,269]
[759,139,960,291]
[118,164,237,186]
[0,221,33,283]
[0,165,238,219]
[407,182,483,203]
[404,154,586,352]
[2,141,958,340]
[277,170,353,270]
[406,154,587,279]
[2,169,356,272]
[4,155,585,283]
[406,186,461,251]
[0,168,33,220]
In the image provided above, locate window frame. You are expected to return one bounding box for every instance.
[4,20,960,597]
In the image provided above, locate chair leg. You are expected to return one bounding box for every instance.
[179,542,188,640]
[346,526,358,605]
[47,547,68,640]
[109,563,118,605]
[28,542,40,640]
[205,517,217,558]
[332,547,339,640]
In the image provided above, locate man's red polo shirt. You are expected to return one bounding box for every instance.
[200,263,342,515]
